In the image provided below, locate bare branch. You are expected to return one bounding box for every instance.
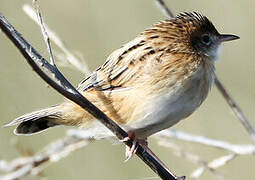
[190,154,236,179]
[157,140,227,180]
[32,0,55,66]
[214,76,255,141]
[23,4,91,75]
[155,0,174,19]
[157,129,255,155]
[0,132,90,180]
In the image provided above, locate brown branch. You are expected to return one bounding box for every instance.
[0,12,183,180]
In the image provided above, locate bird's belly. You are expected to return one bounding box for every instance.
[127,74,210,139]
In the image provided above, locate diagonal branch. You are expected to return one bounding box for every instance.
[0,12,182,180]
[155,0,174,19]
[214,77,255,141]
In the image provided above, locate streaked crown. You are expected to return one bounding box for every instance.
[143,12,239,59]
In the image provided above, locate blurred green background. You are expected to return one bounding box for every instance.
[0,0,254,179]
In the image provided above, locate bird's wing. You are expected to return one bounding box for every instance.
[77,36,161,92]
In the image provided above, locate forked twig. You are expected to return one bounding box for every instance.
[33,0,55,66]
[190,154,236,179]
[157,140,230,180]
[0,9,182,180]
[23,4,91,75]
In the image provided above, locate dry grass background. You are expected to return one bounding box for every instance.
[0,0,254,179]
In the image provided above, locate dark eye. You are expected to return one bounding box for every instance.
[201,34,211,45]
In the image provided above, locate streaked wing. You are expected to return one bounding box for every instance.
[77,36,161,92]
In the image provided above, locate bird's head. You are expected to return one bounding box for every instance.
[179,12,239,59]
[147,12,239,60]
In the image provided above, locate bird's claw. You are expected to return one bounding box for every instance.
[177,176,186,180]
[124,138,138,162]
[120,132,148,162]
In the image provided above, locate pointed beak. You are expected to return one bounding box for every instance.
[219,34,240,42]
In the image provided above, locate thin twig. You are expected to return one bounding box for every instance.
[23,4,91,75]
[214,76,255,141]
[0,133,90,180]
[190,154,236,179]
[157,129,255,155]
[0,12,181,180]
[157,140,227,180]
[155,0,174,19]
[33,0,55,66]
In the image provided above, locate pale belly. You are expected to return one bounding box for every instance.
[126,69,213,139]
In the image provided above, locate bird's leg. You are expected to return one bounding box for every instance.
[122,133,183,178]
[121,131,148,162]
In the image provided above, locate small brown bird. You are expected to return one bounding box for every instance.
[5,12,239,159]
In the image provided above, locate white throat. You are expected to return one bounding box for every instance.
[206,44,222,61]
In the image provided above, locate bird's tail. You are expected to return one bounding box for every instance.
[4,106,63,135]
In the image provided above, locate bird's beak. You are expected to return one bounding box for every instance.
[219,34,240,42]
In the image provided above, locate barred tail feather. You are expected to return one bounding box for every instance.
[3,106,62,135]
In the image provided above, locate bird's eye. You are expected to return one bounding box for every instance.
[201,34,211,45]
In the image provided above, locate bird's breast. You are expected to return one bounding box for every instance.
[128,64,215,138]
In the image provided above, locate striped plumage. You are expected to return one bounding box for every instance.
[5,12,239,141]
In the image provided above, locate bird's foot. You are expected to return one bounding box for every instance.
[120,131,148,162]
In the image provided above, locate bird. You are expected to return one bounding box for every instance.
[4,12,239,160]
